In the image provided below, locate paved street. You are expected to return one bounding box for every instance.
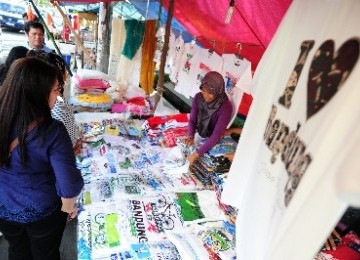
[0,29,27,63]
[0,28,76,63]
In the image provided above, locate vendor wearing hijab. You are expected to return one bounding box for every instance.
[183,71,233,165]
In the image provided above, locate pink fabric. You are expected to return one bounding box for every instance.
[76,88,105,94]
[111,103,127,113]
[127,104,151,116]
[75,75,110,88]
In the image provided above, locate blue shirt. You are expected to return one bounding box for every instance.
[28,42,54,53]
[0,119,84,223]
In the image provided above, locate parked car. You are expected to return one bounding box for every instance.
[0,0,26,32]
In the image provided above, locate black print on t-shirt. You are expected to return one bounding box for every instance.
[264,38,359,207]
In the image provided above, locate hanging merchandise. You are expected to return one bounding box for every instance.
[174,42,201,98]
[121,20,145,60]
[108,18,126,79]
[140,20,157,95]
[168,32,185,83]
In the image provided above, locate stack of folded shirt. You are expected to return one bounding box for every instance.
[69,69,114,112]
[73,69,111,94]
[143,114,189,147]
[69,93,114,112]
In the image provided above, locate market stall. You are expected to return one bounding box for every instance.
[43,0,360,259]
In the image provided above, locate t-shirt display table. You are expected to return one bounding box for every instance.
[74,112,238,260]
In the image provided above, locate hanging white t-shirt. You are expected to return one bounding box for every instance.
[154,25,165,66]
[116,44,142,86]
[164,31,176,75]
[221,1,360,259]
[128,46,142,88]
[108,18,125,80]
[221,54,251,86]
[176,45,224,98]
[187,47,224,98]
[175,43,201,98]
[168,34,185,84]
[235,62,253,94]
[221,54,252,127]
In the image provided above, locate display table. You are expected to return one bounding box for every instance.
[74,112,237,260]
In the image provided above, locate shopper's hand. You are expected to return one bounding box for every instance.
[187,151,200,166]
[73,139,83,154]
[323,229,342,251]
[67,206,79,222]
[62,203,78,222]
[61,202,77,213]
[182,136,195,147]
[61,197,79,221]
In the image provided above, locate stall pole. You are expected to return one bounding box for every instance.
[154,0,174,109]
[52,1,95,69]
[96,2,111,73]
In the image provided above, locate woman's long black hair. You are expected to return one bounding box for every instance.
[0,46,29,85]
[27,50,67,90]
[0,57,58,166]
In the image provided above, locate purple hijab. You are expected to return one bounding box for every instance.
[197,71,228,137]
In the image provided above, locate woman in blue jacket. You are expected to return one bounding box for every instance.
[0,57,84,260]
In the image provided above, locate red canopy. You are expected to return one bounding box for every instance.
[56,0,292,69]
[162,0,292,70]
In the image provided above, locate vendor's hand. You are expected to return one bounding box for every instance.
[187,151,200,166]
[222,129,232,136]
[223,127,242,137]
[323,229,342,251]
[224,152,235,162]
[182,136,195,147]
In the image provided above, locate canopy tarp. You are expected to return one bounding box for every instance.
[55,0,292,69]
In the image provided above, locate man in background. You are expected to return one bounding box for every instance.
[24,21,53,53]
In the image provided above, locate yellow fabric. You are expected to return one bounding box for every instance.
[77,93,111,104]
[140,20,157,95]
